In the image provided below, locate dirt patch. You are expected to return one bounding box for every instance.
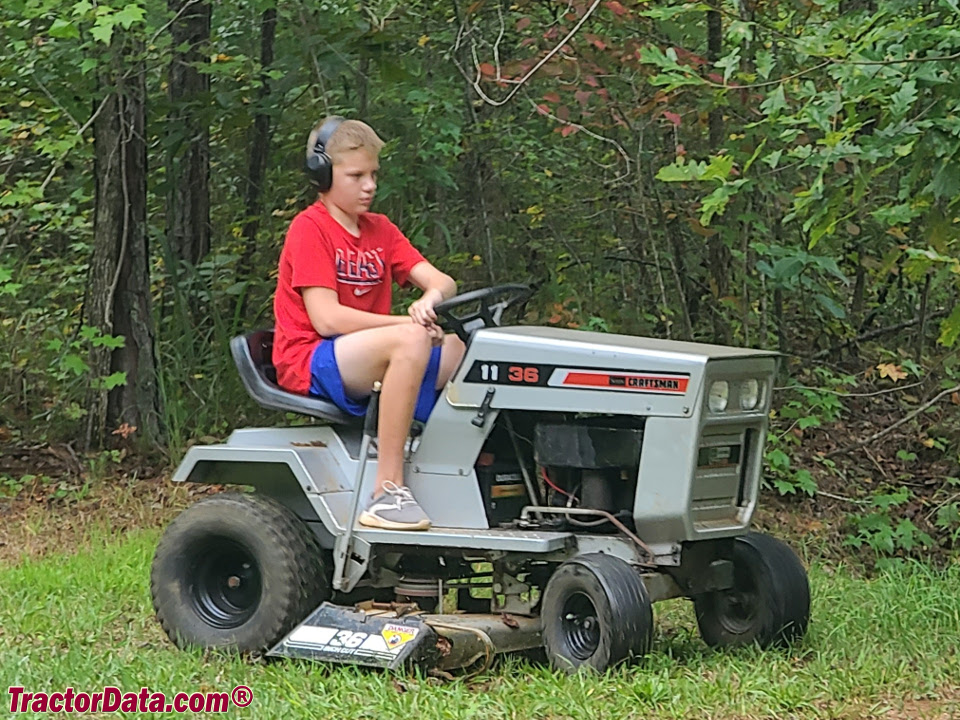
[0,441,220,565]
[827,687,960,720]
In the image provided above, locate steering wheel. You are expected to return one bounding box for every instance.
[434,284,533,342]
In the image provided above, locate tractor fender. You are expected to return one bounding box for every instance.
[172,445,341,547]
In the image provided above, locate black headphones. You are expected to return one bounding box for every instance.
[304,116,344,192]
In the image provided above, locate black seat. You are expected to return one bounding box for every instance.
[230,330,359,424]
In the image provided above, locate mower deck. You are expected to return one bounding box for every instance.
[267,601,543,672]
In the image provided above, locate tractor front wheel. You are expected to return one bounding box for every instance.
[694,532,810,649]
[541,553,653,672]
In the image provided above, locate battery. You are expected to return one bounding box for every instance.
[476,461,530,527]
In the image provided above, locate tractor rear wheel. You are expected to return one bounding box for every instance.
[151,492,329,653]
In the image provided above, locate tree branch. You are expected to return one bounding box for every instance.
[0,94,111,257]
[471,0,603,107]
[809,309,950,360]
[825,384,960,459]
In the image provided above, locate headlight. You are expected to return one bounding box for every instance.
[740,379,760,410]
[708,381,729,413]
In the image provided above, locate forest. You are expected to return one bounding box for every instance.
[1,0,959,563]
[2,1,960,716]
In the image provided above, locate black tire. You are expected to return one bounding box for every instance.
[150,492,330,653]
[694,532,810,649]
[541,553,653,672]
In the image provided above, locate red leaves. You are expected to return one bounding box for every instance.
[585,34,606,51]
[605,0,628,16]
[560,125,578,137]
[516,16,531,31]
[542,91,561,103]
[574,89,592,106]
[662,110,682,127]
[478,62,495,78]
[672,46,707,68]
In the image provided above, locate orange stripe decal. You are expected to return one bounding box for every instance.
[562,372,689,393]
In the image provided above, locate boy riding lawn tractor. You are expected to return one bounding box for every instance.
[151,117,809,672]
[150,284,810,672]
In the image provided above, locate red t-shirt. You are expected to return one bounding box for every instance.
[273,201,426,394]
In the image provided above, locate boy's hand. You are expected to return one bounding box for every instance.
[424,322,444,347]
[408,288,443,327]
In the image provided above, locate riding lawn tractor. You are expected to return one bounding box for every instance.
[150,284,810,673]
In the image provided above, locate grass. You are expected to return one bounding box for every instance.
[1,531,959,719]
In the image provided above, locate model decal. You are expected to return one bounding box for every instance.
[464,361,689,394]
[285,623,420,661]
[556,370,689,394]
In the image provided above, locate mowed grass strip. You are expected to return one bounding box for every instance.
[0,531,958,720]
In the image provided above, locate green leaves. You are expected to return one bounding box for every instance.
[656,155,745,225]
[938,304,960,347]
[61,354,89,376]
[655,157,704,182]
[888,80,918,118]
[49,18,80,39]
[89,22,113,44]
[760,85,788,117]
[714,47,741,84]
[113,4,145,29]
[0,265,21,297]
[698,181,748,226]
[83,3,147,45]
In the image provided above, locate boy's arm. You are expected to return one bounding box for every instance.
[302,287,411,337]
[407,261,457,327]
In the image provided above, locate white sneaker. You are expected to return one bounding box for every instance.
[358,482,431,531]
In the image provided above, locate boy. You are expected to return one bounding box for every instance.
[272,117,465,531]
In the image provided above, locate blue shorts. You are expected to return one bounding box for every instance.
[309,338,443,423]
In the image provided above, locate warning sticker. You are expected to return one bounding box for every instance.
[382,624,419,650]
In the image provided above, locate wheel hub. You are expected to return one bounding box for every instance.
[561,592,601,660]
[191,538,263,630]
[717,588,758,634]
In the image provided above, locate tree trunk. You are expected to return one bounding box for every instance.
[706,7,731,343]
[451,0,497,281]
[86,39,162,449]
[707,9,724,149]
[166,0,211,268]
[237,7,277,289]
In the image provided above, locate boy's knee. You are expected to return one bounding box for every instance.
[444,334,466,356]
[393,322,432,359]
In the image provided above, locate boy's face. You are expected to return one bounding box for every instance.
[326,148,379,217]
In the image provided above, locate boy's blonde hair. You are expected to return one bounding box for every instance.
[307,117,384,163]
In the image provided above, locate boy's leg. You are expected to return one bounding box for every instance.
[333,322,433,493]
[332,325,465,530]
[436,334,466,389]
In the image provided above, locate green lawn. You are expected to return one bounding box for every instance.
[1,531,958,719]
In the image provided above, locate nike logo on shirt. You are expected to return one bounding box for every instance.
[354,287,374,296]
